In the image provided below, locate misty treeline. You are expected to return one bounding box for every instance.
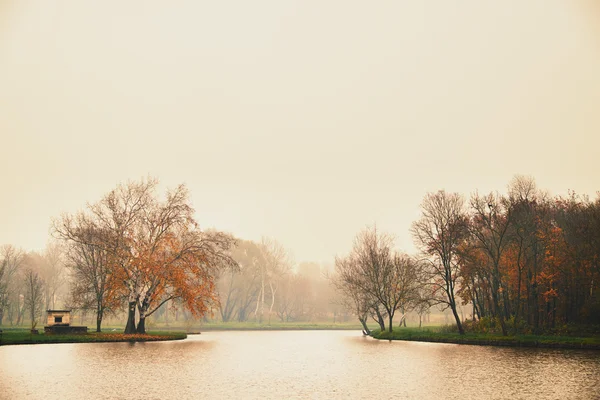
[216,239,341,324]
[335,176,600,336]
[0,244,65,330]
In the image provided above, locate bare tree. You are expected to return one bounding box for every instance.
[40,242,66,310]
[336,226,426,333]
[333,254,374,334]
[58,216,122,332]
[0,245,24,326]
[253,237,290,323]
[413,285,435,328]
[411,190,468,334]
[469,191,514,336]
[24,268,44,331]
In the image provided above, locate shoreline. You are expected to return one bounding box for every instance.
[0,330,187,346]
[370,329,600,350]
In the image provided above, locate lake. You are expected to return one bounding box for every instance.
[1,330,599,399]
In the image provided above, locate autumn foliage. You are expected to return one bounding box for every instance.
[455,177,600,335]
[54,178,237,334]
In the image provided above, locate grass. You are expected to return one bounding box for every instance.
[370,326,600,349]
[0,328,186,346]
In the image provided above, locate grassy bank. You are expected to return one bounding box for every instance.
[0,328,186,346]
[371,327,600,350]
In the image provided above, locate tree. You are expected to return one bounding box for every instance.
[333,254,374,334]
[217,240,263,322]
[24,268,44,331]
[134,228,237,334]
[336,226,425,333]
[253,237,291,323]
[56,177,237,334]
[0,245,24,326]
[89,177,157,334]
[274,273,307,323]
[40,242,66,310]
[59,217,122,332]
[414,286,434,329]
[411,190,468,335]
[469,192,514,336]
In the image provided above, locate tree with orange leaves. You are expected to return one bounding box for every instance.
[56,178,237,334]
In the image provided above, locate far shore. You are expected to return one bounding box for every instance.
[197,321,367,331]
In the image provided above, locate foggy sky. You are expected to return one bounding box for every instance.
[1,0,599,263]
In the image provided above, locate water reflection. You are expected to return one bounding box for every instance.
[1,331,599,399]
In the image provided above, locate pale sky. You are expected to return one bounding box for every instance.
[1,0,599,263]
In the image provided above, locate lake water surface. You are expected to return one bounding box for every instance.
[1,330,599,399]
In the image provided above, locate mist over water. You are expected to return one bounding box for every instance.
[1,331,599,399]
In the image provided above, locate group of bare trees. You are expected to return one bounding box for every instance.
[53,177,237,334]
[0,244,67,330]
[333,227,429,334]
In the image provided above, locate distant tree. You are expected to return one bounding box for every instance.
[219,240,264,322]
[0,245,24,326]
[411,190,468,335]
[413,287,434,329]
[40,242,66,310]
[254,237,291,323]
[24,268,44,330]
[275,274,307,322]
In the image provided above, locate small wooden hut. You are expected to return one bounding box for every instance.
[44,310,88,334]
[46,309,71,326]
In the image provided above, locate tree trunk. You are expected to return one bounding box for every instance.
[136,316,146,334]
[96,307,103,333]
[359,316,370,335]
[374,309,386,331]
[124,301,137,334]
[388,313,394,333]
[268,282,277,324]
[165,300,169,326]
[489,278,507,336]
[450,300,464,335]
